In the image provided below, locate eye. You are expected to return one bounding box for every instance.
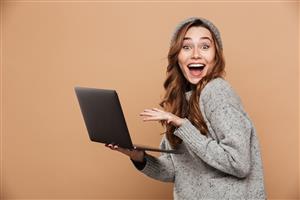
[182,45,192,50]
[201,44,210,50]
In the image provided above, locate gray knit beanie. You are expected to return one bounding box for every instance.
[171,17,223,50]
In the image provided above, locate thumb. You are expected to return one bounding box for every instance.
[167,118,172,124]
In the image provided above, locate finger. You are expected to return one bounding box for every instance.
[140,112,155,116]
[104,144,112,149]
[152,108,164,112]
[140,109,159,115]
[105,143,117,150]
[142,116,166,122]
[143,109,156,113]
[143,108,162,113]
[140,111,162,117]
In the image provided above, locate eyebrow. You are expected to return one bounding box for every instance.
[183,37,212,42]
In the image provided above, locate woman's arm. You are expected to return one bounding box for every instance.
[140,80,252,179]
[134,136,175,182]
[106,135,175,182]
[174,103,252,178]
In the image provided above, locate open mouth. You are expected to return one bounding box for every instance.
[188,63,205,76]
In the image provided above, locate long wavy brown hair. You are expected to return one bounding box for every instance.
[160,19,226,148]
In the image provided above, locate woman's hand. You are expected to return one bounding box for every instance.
[105,144,145,162]
[140,108,184,127]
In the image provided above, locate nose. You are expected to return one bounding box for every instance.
[192,48,201,59]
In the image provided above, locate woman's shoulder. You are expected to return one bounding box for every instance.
[200,77,242,110]
[201,77,235,96]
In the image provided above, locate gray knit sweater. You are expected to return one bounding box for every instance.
[133,78,266,200]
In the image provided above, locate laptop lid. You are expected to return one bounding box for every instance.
[74,86,180,154]
[75,87,134,149]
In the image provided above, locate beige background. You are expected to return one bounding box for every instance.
[1,1,299,199]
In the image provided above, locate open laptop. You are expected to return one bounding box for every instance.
[74,86,179,154]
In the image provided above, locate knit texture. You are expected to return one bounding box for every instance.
[171,17,223,50]
[134,78,266,200]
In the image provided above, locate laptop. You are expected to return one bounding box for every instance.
[74,86,179,154]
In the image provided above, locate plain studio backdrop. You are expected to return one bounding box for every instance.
[1,1,299,199]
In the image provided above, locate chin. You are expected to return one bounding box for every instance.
[188,77,203,85]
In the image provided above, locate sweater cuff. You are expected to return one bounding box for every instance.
[140,154,162,175]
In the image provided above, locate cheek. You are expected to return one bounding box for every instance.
[177,52,185,65]
[206,51,216,66]
[178,62,186,76]
[177,58,189,79]
[177,53,187,69]
[178,49,191,62]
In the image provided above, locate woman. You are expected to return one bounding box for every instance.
[106,17,266,200]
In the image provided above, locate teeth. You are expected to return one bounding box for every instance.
[188,63,205,68]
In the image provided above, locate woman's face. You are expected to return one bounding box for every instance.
[177,26,216,85]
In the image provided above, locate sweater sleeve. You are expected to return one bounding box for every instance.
[131,158,147,170]
[174,103,252,178]
[135,136,175,182]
